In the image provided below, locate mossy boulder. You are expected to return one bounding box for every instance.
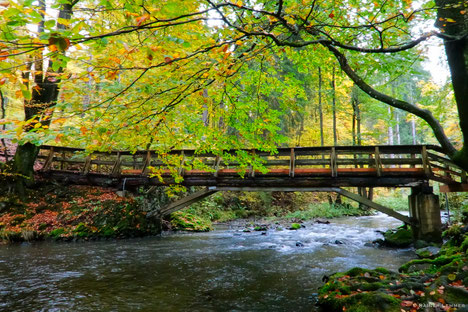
[318,290,401,312]
[290,223,301,230]
[383,227,413,247]
[415,246,441,259]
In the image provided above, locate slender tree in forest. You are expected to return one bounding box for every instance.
[318,67,324,147]
[331,66,337,146]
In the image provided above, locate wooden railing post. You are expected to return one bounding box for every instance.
[142,150,151,175]
[178,151,185,177]
[374,147,382,177]
[42,147,55,171]
[249,150,255,178]
[331,147,337,177]
[289,148,295,177]
[60,151,65,170]
[82,154,92,175]
[421,146,431,176]
[111,152,121,177]
[213,155,221,177]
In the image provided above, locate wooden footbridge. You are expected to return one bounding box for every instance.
[35,144,466,189]
[33,144,466,240]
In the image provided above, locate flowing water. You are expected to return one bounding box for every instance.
[0,213,415,312]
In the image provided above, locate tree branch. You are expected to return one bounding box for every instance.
[325,44,457,156]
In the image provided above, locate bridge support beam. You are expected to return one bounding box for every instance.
[334,188,411,225]
[210,186,412,225]
[409,186,442,243]
[159,188,218,217]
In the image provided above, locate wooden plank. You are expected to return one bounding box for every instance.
[426,151,462,169]
[439,184,468,193]
[37,144,442,159]
[335,188,412,224]
[211,186,341,192]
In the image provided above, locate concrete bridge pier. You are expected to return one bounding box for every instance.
[409,185,442,243]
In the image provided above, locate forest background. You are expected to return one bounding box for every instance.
[0,0,467,234]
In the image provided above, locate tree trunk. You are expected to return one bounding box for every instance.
[318,67,324,147]
[395,110,401,145]
[411,117,417,145]
[331,67,337,146]
[436,0,468,168]
[12,143,40,197]
[387,106,394,145]
[11,2,75,195]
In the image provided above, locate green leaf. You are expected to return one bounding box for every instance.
[22,89,32,100]
[44,20,56,28]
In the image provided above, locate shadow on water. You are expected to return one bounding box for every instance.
[0,213,414,311]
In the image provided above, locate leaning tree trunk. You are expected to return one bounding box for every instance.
[436,0,468,169]
[11,1,74,196]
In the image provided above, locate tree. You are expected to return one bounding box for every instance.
[1,0,467,195]
[202,0,467,168]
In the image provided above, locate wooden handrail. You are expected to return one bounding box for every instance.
[34,144,466,186]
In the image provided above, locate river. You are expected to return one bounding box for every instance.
[0,213,415,312]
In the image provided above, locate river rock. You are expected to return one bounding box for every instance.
[296,241,304,247]
[382,228,413,248]
[415,246,441,259]
[289,223,301,230]
[334,240,344,245]
[315,219,330,224]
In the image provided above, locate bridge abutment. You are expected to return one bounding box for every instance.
[409,185,442,243]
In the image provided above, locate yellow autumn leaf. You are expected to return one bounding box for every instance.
[234,0,243,7]
[52,118,67,124]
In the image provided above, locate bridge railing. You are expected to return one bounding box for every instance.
[34,144,467,185]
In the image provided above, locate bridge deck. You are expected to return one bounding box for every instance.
[33,144,467,189]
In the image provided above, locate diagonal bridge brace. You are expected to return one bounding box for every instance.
[209,186,412,225]
[157,186,412,225]
[158,188,218,217]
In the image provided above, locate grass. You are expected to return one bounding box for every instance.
[284,203,371,220]
[374,196,409,211]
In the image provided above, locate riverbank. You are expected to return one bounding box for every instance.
[1,185,377,242]
[0,185,161,243]
[317,222,468,311]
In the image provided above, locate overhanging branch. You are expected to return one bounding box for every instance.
[325,44,457,156]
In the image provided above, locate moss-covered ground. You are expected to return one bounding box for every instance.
[317,225,468,311]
